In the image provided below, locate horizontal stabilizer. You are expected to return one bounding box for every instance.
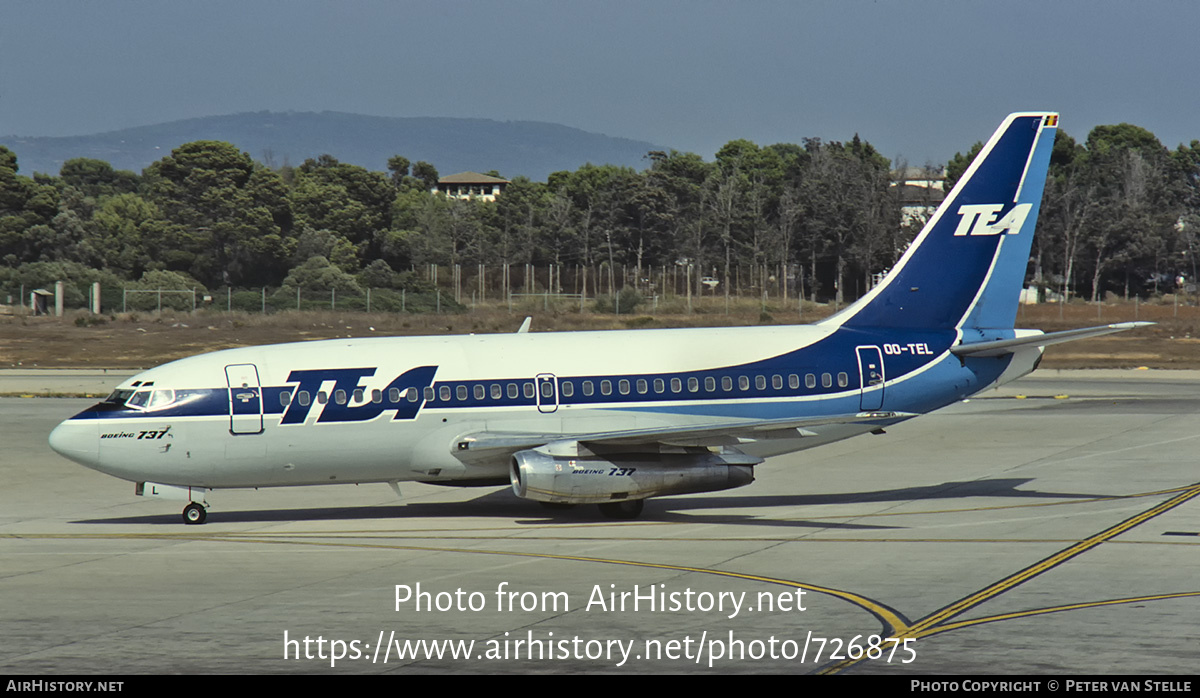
[951,322,1154,358]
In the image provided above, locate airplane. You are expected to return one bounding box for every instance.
[49,112,1149,524]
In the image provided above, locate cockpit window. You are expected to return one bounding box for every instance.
[105,389,136,405]
[147,389,176,410]
[126,390,152,409]
[121,389,176,411]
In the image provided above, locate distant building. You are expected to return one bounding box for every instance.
[433,172,510,201]
[891,166,946,228]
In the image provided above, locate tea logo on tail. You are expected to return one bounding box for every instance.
[953,203,1032,237]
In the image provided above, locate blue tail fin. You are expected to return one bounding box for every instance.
[824,112,1057,331]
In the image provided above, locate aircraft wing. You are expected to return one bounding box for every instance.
[951,322,1153,358]
[457,411,915,456]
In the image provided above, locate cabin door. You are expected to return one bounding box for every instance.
[225,363,264,435]
[855,346,885,411]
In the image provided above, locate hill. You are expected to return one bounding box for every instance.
[0,112,667,181]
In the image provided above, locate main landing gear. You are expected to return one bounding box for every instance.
[183,502,208,525]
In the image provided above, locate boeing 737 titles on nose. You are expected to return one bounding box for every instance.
[49,113,1149,524]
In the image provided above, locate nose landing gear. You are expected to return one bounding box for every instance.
[183,502,208,525]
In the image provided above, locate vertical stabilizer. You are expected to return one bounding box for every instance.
[824,113,1057,331]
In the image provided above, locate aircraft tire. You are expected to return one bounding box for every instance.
[183,503,207,525]
[597,499,644,519]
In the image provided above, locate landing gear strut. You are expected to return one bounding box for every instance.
[183,502,208,525]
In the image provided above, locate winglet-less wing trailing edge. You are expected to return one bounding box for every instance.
[456,411,916,458]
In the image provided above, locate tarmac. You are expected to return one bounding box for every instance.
[1,369,1197,674]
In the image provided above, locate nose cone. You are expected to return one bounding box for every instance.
[49,419,100,469]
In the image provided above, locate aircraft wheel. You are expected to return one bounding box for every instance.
[597,499,644,519]
[539,501,576,510]
[183,502,207,525]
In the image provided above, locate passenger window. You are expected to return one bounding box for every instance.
[456,385,468,401]
[386,388,398,403]
[805,374,816,389]
[508,383,519,399]
[705,377,715,392]
[407,387,419,402]
[601,380,612,396]
[373,389,383,404]
[298,391,310,406]
[523,382,535,399]
[722,376,733,391]
[821,373,832,388]
[739,376,750,391]
[618,379,630,395]
[424,386,435,402]
[491,384,503,399]
[353,388,364,403]
[670,378,682,393]
[772,375,783,390]
[789,374,799,389]
[583,381,594,396]
[474,385,485,400]
[637,379,648,394]
[541,381,554,398]
[561,381,574,397]
[439,386,451,401]
[687,377,699,392]
[755,376,766,390]
[654,378,665,393]
[838,372,849,388]
[334,389,347,405]
[280,391,291,407]
[317,391,328,404]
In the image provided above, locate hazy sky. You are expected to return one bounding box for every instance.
[3,0,1198,165]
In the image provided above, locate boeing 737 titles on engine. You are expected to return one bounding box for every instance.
[49,112,1148,524]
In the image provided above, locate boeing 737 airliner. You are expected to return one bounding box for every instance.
[49,112,1147,523]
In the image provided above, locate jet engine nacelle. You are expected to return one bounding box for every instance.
[509,448,757,504]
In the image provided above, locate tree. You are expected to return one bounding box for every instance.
[387,155,411,188]
[0,146,61,264]
[60,158,138,199]
[143,141,292,286]
[945,142,983,192]
[412,161,439,190]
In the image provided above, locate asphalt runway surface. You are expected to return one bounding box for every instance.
[2,369,1197,675]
